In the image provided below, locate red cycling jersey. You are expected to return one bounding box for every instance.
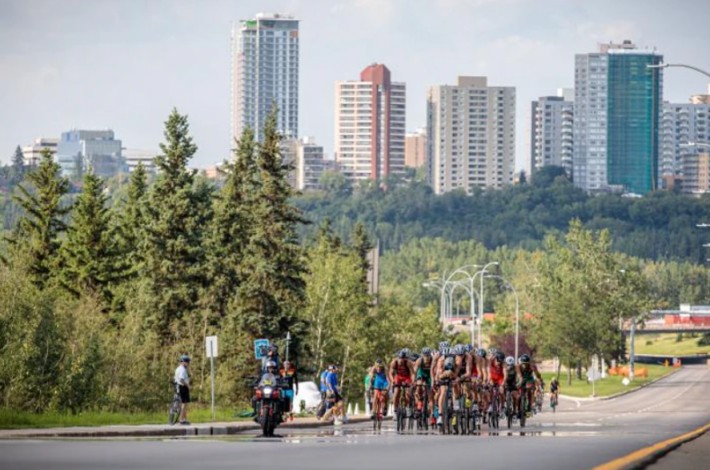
[489,361,504,385]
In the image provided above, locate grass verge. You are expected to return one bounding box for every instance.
[541,363,675,398]
[0,405,249,430]
[629,333,710,356]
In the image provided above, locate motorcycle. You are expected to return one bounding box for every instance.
[254,379,285,437]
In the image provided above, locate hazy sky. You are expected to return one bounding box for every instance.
[1,0,709,170]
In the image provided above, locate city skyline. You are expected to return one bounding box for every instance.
[1,0,709,172]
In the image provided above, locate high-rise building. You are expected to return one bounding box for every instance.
[122,148,158,174]
[282,137,337,191]
[405,128,427,168]
[427,76,516,194]
[334,63,406,182]
[530,91,574,175]
[231,13,299,143]
[56,129,124,178]
[574,40,663,194]
[22,137,59,167]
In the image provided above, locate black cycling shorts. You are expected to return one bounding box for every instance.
[179,385,190,404]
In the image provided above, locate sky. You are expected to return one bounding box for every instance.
[1,0,709,171]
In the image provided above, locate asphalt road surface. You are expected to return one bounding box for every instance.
[2,365,708,470]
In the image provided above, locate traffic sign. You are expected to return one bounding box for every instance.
[254,339,270,359]
[205,336,218,358]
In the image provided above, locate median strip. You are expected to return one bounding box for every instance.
[592,421,710,470]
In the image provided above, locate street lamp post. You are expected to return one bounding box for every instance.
[477,262,499,348]
[647,62,710,79]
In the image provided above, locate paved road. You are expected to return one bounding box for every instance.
[2,365,708,470]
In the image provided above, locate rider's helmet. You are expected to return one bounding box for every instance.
[180,354,191,363]
[374,358,384,369]
[439,341,450,352]
[476,348,487,359]
[421,347,431,357]
[454,345,465,356]
[444,356,455,370]
[464,344,473,353]
[265,360,277,373]
[518,354,531,364]
[268,344,279,355]
[441,346,451,357]
[489,347,498,357]
[283,360,291,369]
[505,356,515,366]
[398,349,408,359]
[495,351,505,363]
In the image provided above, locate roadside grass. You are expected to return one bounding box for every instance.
[541,363,675,398]
[629,333,710,356]
[0,405,250,430]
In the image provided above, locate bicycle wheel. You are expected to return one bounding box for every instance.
[506,392,513,429]
[519,393,527,428]
[168,394,181,425]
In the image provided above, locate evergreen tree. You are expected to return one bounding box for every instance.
[141,108,206,341]
[233,108,308,340]
[9,145,25,186]
[115,162,148,269]
[7,149,70,287]
[60,171,125,307]
[351,222,373,279]
[205,128,257,321]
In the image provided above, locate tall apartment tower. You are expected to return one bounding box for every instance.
[427,76,516,194]
[574,40,663,194]
[405,128,427,168]
[334,63,406,182]
[231,13,299,144]
[530,90,574,176]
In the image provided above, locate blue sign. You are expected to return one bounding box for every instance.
[254,339,270,359]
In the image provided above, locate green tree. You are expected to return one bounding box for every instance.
[6,149,71,288]
[9,145,25,187]
[114,162,148,269]
[59,171,125,308]
[232,108,307,341]
[141,108,206,342]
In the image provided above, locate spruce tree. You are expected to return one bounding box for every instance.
[234,108,308,340]
[115,163,148,269]
[205,128,257,320]
[141,109,206,341]
[8,149,70,287]
[60,171,124,306]
[351,222,373,279]
[10,145,25,186]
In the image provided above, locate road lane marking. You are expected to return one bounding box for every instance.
[592,421,710,470]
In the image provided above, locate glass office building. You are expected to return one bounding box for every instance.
[606,50,663,194]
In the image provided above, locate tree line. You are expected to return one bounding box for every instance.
[0,108,443,413]
[295,166,710,264]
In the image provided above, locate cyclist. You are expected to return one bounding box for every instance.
[451,345,470,412]
[435,348,457,426]
[517,354,543,417]
[476,348,490,421]
[174,354,191,425]
[368,359,389,419]
[389,349,415,415]
[550,377,560,408]
[503,356,520,417]
[413,347,435,425]
[488,351,506,416]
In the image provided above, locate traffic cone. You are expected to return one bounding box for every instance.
[346,403,353,416]
[388,404,394,416]
[354,403,360,415]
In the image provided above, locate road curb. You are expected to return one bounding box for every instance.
[592,421,710,470]
[0,415,374,439]
[557,367,682,403]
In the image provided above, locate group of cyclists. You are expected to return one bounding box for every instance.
[367,341,560,431]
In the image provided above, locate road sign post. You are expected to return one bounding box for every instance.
[205,336,219,421]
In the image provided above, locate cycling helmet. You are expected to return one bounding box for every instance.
[410,353,420,362]
[180,355,191,363]
[489,347,498,357]
[476,348,487,359]
[464,344,473,353]
[421,347,431,356]
[441,346,451,357]
[374,358,384,368]
[519,354,531,364]
[265,360,277,371]
[439,341,450,351]
[454,345,465,356]
[398,349,408,359]
[505,356,515,366]
[495,351,505,363]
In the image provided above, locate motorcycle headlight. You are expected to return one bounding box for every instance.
[263,386,273,398]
